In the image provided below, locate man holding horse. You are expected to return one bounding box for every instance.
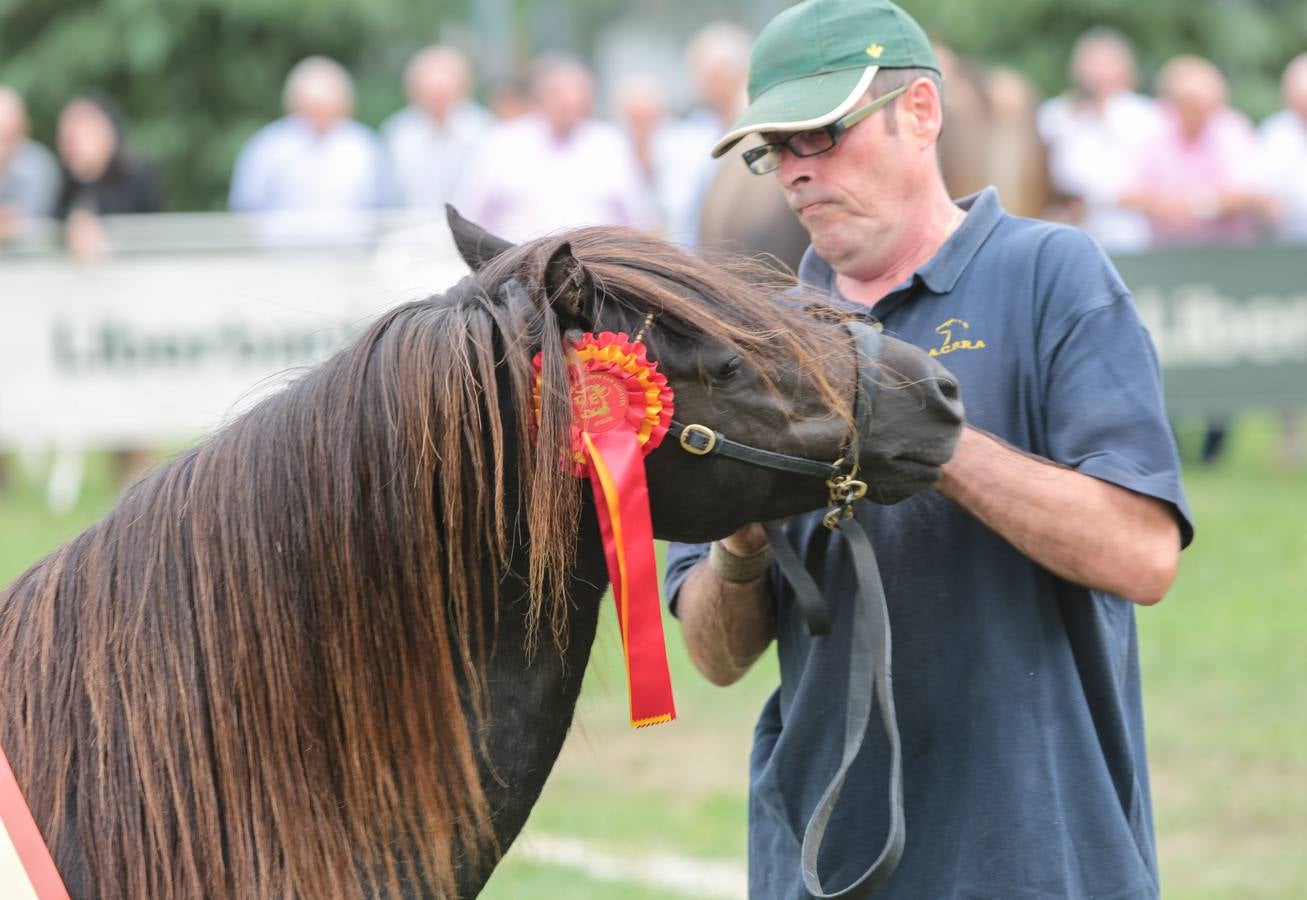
[665,1,1193,897]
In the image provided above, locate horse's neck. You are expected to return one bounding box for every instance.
[457,506,609,897]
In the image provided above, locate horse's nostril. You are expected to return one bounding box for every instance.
[938,377,960,401]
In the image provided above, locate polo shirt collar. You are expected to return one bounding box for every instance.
[798,186,1006,298]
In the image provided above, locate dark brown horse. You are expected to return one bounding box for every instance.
[0,212,962,898]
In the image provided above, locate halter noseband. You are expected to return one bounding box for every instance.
[667,320,883,528]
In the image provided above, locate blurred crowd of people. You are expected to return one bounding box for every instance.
[4,25,1307,260]
[1035,32,1307,465]
[1039,30,1307,253]
[0,88,161,258]
[0,26,761,254]
[2,25,1306,477]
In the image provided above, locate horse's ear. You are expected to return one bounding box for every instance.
[446,204,515,271]
[544,241,595,331]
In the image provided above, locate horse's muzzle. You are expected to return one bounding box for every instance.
[855,333,965,503]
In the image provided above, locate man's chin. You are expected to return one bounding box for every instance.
[809,232,855,269]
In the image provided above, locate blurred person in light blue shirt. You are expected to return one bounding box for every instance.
[229,56,390,245]
[381,45,492,213]
[0,85,59,243]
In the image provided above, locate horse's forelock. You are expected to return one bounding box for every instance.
[562,228,852,417]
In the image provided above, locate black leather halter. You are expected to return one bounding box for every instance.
[671,320,906,899]
[668,320,883,530]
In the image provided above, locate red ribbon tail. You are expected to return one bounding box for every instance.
[584,430,677,728]
[0,746,70,899]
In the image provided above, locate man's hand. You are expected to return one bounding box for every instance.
[719,522,768,557]
[676,523,777,686]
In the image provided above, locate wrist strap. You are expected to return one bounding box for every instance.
[709,541,773,583]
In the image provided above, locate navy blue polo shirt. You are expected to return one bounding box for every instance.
[665,188,1193,900]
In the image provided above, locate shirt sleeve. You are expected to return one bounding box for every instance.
[662,541,710,617]
[228,132,266,212]
[1037,231,1195,547]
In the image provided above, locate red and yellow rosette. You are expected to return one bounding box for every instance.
[533,332,677,728]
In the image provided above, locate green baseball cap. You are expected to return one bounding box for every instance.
[711,0,940,158]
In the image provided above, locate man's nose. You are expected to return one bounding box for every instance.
[776,150,811,189]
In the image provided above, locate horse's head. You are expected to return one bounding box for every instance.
[448,207,963,544]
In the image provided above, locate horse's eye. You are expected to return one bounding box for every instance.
[716,356,743,382]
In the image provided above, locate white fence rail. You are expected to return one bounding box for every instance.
[1,213,469,451]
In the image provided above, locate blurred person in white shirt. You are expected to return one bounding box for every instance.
[451,54,655,242]
[382,45,492,213]
[229,57,390,245]
[1037,28,1159,252]
[1259,54,1307,242]
[613,74,670,192]
[1257,53,1307,466]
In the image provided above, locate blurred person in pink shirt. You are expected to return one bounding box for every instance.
[1124,56,1279,464]
[451,55,655,242]
[1122,55,1277,247]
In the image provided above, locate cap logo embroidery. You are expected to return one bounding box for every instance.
[930,318,987,357]
[865,43,885,58]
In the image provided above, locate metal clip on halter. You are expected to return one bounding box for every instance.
[822,462,870,530]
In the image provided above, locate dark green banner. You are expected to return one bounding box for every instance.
[1112,244,1307,416]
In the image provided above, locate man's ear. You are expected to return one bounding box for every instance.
[544,241,595,332]
[904,76,944,145]
[446,204,515,270]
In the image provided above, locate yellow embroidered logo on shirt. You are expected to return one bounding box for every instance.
[930,318,987,357]
[865,43,885,58]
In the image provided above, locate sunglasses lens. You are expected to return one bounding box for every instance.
[743,145,779,175]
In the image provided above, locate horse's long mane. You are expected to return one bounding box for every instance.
[0,227,844,898]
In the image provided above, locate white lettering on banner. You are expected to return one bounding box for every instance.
[0,251,468,449]
[49,318,366,376]
[1134,285,1307,368]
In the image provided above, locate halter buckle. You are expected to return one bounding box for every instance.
[678,423,718,456]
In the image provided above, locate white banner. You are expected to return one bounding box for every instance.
[0,224,469,450]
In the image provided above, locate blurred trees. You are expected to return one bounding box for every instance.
[2,0,1304,212]
[0,0,470,210]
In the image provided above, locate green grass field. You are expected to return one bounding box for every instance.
[1,413,1303,898]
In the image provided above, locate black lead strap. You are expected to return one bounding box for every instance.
[673,320,907,896]
[762,519,831,636]
[773,514,906,899]
[767,321,906,897]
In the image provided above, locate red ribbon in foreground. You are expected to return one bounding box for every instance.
[0,745,69,899]
[534,332,676,728]
[584,430,676,727]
